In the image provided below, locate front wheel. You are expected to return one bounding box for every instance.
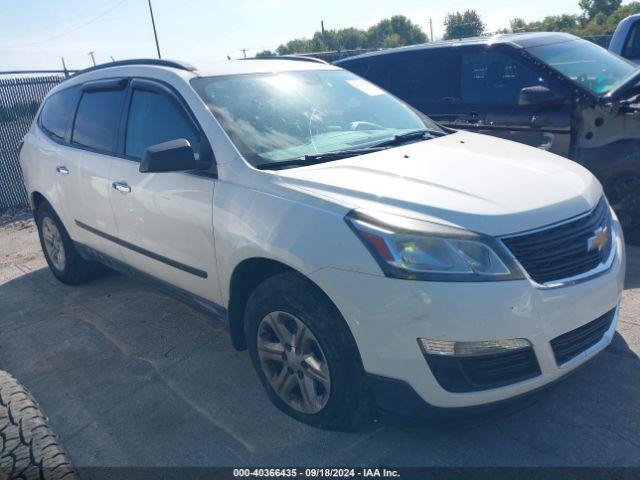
[244,272,373,430]
[35,203,98,285]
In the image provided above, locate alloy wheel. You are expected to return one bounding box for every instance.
[42,217,66,271]
[257,311,331,414]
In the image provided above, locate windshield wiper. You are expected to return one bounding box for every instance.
[255,147,385,170]
[368,128,446,148]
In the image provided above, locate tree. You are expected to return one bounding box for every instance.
[270,15,426,56]
[366,16,427,47]
[509,18,528,32]
[255,50,275,58]
[579,0,622,19]
[443,10,485,40]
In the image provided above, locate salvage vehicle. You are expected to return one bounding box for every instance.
[336,32,640,242]
[20,58,625,429]
[610,13,640,63]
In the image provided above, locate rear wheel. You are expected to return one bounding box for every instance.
[245,272,373,430]
[35,202,98,285]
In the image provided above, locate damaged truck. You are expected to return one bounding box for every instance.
[336,32,640,242]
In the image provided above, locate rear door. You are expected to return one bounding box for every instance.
[65,79,128,259]
[108,78,219,300]
[384,48,457,123]
[443,46,572,156]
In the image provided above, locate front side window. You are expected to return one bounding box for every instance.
[125,89,200,159]
[527,39,635,95]
[40,86,79,141]
[72,89,126,153]
[191,69,443,167]
[460,51,546,104]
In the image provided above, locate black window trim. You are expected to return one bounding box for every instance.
[37,84,82,145]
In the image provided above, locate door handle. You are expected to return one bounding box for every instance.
[112,181,131,193]
[56,166,69,175]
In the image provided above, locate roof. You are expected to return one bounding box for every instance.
[334,32,580,64]
[65,57,337,84]
[192,59,338,77]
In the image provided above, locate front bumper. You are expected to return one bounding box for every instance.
[308,225,625,411]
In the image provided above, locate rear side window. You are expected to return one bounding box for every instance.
[125,89,200,159]
[39,87,79,141]
[460,51,545,104]
[72,89,126,153]
[389,54,449,103]
[623,21,640,59]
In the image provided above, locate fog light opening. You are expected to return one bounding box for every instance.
[418,338,532,357]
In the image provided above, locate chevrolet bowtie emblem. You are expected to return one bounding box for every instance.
[587,226,609,252]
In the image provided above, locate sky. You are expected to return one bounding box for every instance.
[0,0,586,71]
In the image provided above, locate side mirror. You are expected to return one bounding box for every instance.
[518,86,565,109]
[139,138,198,173]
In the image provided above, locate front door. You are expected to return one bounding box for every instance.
[108,79,219,303]
[442,47,573,157]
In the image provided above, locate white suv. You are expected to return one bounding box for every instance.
[20,58,625,429]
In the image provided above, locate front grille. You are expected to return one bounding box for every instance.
[502,198,612,285]
[550,308,616,365]
[424,348,541,393]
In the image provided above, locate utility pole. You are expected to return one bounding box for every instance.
[87,51,96,66]
[147,0,162,59]
[61,57,68,77]
[321,20,325,36]
[241,48,247,59]
[429,18,434,42]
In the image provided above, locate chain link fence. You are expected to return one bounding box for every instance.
[0,72,69,210]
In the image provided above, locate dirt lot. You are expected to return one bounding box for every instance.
[1,217,639,467]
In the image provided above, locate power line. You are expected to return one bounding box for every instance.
[0,0,130,49]
[147,0,162,59]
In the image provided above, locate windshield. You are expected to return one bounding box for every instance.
[527,39,636,96]
[191,70,444,167]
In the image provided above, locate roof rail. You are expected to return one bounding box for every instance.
[248,55,329,65]
[69,59,197,78]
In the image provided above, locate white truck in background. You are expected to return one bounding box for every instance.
[610,13,640,63]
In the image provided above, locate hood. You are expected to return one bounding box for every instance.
[276,131,602,236]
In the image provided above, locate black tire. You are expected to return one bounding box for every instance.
[0,371,79,480]
[35,203,97,285]
[244,272,373,430]
[601,163,640,245]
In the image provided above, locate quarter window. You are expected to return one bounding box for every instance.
[125,89,200,159]
[72,89,126,153]
[460,51,546,104]
[39,87,79,141]
[623,21,640,59]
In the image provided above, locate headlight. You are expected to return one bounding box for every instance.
[345,210,524,281]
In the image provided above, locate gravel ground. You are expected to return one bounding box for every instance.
[0,217,639,467]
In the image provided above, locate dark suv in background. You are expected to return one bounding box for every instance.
[336,32,640,242]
